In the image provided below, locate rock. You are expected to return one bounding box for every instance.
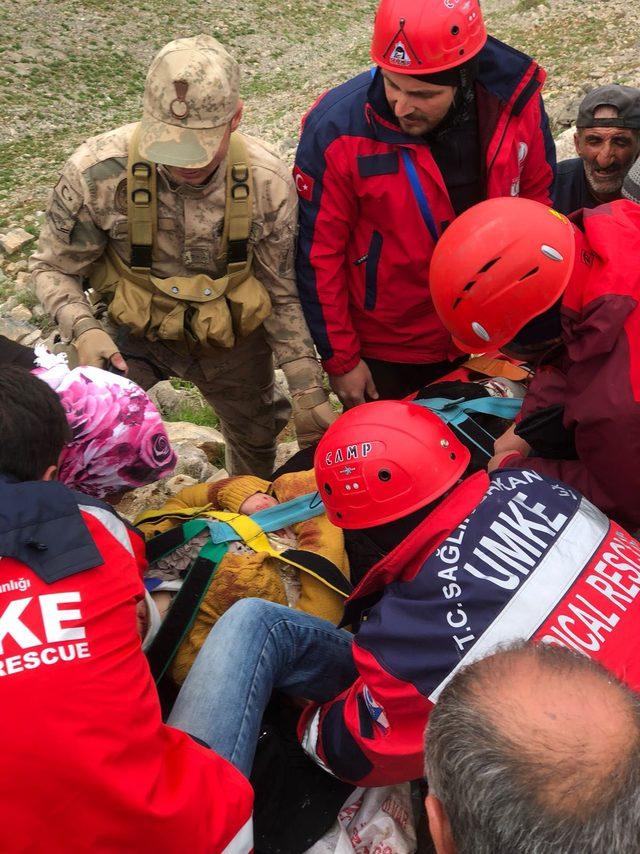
[6,259,28,275]
[165,421,226,464]
[9,304,32,323]
[555,126,577,163]
[20,329,43,347]
[0,228,35,255]
[114,475,198,522]
[15,271,32,290]
[0,316,38,344]
[274,440,300,470]
[147,379,208,418]
[552,86,593,129]
[205,468,230,483]
[274,368,289,398]
[164,474,199,494]
[171,442,216,481]
[1,295,20,312]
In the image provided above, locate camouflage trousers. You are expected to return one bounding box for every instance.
[110,323,290,478]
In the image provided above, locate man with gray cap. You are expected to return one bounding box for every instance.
[31,35,334,477]
[553,84,640,215]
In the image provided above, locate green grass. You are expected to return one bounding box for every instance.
[164,402,220,429]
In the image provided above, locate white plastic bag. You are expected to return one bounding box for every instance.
[305,783,417,854]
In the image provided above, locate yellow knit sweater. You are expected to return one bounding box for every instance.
[136,470,350,684]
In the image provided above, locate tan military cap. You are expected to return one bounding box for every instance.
[139,35,240,168]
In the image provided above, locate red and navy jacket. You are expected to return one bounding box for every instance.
[506,200,640,530]
[294,36,555,376]
[299,468,640,786]
[0,475,253,853]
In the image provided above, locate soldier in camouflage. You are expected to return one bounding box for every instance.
[31,35,334,478]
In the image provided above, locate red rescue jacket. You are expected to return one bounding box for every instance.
[507,200,640,529]
[295,37,555,376]
[0,476,253,853]
[299,469,640,786]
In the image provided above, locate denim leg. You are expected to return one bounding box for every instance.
[167,598,356,777]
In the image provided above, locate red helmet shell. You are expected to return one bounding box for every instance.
[430,198,576,353]
[314,401,470,530]
[371,0,487,75]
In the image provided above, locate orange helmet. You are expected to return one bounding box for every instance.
[371,0,487,75]
[430,197,576,353]
[314,401,470,529]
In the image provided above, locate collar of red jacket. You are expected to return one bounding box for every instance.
[346,470,490,602]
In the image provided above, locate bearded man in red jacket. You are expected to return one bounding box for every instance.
[294,0,556,409]
[430,194,640,531]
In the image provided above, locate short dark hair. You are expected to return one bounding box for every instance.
[425,642,640,854]
[0,366,71,481]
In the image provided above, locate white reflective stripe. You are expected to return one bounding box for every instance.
[221,816,253,854]
[141,589,162,651]
[301,707,337,777]
[429,498,610,704]
[79,505,135,558]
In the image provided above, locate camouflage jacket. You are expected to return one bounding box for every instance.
[31,123,319,377]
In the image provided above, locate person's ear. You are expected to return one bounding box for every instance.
[41,465,58,482]
[573,131,581,155]
[231,100,244,132]
[425,793,457,854]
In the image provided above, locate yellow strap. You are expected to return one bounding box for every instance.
[135,503,215,526]
[220,133,253,277]
[219,513,349,598]
[139,505,349,598]
[127,123,157,272]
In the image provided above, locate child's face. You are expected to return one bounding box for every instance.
[239,492,278,515]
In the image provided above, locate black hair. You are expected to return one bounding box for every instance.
[0,366,71,482]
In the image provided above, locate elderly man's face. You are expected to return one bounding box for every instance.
[575,105,640,201]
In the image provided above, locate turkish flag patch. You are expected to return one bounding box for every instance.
[293,166,315,201]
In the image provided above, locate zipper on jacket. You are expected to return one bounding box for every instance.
[364,231,383,311]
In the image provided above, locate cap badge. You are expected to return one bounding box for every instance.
[170,80,190,119]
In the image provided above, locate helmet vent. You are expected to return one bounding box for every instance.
[478,258,499,274]
[541,245,564,262]
[451,25,460,35]
[518,267,539,281]
[471,321,490,342]
[324,483,332,495]
[462,279,477,292]
[378,468,392,482]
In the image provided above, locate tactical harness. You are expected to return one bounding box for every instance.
[89,126,272,351]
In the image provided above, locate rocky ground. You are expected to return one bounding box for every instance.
[0,0,638,506]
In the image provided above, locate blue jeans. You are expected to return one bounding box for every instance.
[168,598,356,777]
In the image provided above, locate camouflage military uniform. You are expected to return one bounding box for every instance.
[31,37,330,478]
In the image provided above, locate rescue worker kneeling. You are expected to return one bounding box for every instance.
[168,399,640,790]
[429,195,640,530]
[0,367,252,853]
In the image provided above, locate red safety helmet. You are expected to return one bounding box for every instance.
[371,0,486,75]
[430,197,577,353]
[314,400,470,530]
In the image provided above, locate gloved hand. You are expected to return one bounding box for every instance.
[291,388,338,448]
[73,322,127,372]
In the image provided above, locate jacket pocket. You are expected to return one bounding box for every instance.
[364,231,383,311]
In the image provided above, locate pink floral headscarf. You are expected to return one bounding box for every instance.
[33,350,176,498]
